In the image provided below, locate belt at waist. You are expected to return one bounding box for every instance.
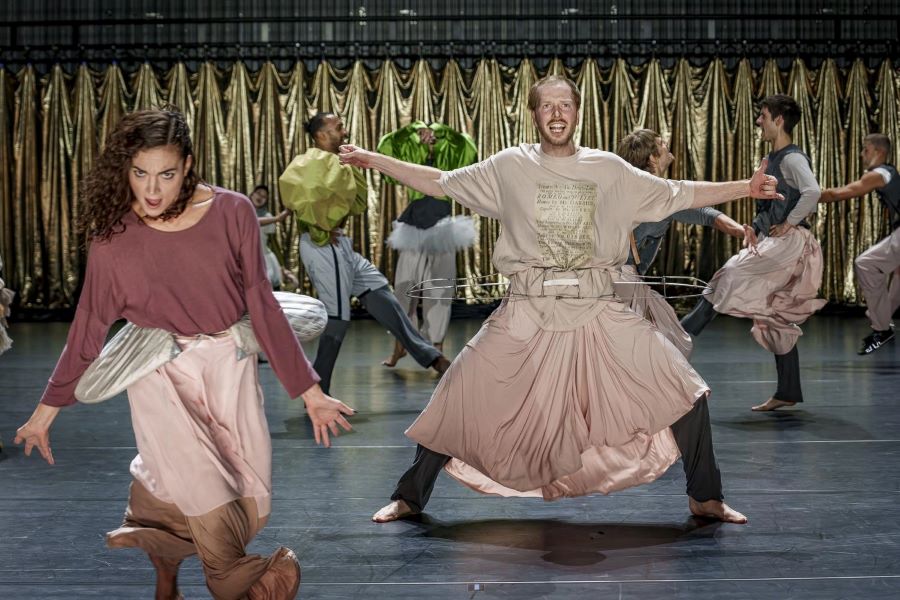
[507,266,618,300]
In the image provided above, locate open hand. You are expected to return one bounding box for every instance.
[742,224,759,255]
[339,144,376,168]
[417,128,437,146]
[302,385,355,448]
[749,158,785,201]
[281,268,300,289]
[14,404,60,465]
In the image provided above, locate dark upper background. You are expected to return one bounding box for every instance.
[1,0,898,71]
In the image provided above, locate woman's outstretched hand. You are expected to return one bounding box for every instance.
[301,384,355,448]
[15,403,61,465]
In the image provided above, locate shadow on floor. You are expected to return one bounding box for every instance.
[414,517,716,567]
[714,411,874,439]
[273,408,424,439]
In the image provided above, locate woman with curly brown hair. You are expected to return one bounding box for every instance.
[14,108,353,599]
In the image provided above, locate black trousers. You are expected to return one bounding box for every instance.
[312,318,352,395]
[773,346,803,402]
[681,296,718,337]
[312,286,441,394]
[681,299,803,403]
[391,397,724,512]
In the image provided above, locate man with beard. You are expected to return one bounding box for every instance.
[280,112,450,394]
[340,75,783,525]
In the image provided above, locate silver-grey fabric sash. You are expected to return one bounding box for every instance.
[74,292,327,404]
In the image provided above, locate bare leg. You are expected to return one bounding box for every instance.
[382,339,407,367]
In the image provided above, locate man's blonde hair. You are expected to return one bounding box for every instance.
[616,128,660,173]
[527,75,582,111]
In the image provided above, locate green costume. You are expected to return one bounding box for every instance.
[376,122,478,201]
[279,148,368,246]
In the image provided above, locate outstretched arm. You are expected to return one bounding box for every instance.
[258,210,290,226]
[16,244,124,465]
[340,144,445,198]
[820,171,885,203]
[298,384,355,448]
[689,158,783,208]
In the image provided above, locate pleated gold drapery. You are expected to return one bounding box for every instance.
[1,57,898,310]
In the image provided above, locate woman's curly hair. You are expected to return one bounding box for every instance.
[77,108,200,242]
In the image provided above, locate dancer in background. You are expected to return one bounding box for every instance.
[819,133,899,354]
[342,75,785,526]
[681,94,826,411]
[14,108,353,600]
[249,184,293,290]
[0,251,12,357]
[0,251,12,453]
[378,121,477,365]
[615,128,754,357]
[280,112,450,394]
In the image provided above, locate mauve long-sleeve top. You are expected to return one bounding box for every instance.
[40,187,319,407]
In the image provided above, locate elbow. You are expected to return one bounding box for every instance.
[428,177,446,198]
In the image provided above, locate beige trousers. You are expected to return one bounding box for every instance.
[855,228,900,331]
[393,248,456,344]
[107,479,298,600]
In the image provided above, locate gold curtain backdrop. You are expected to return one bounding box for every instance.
[1,57,898,310]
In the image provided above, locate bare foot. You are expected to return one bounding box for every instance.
[149,554,183,600]
[431,355,451,375]
[372,499,417,523]
[382,341,407,367]
[751,397,796,411]
[689,498,748,524]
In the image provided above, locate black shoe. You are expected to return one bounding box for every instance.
[858,329,895,355]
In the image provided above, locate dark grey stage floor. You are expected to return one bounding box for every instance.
[1,313,899,599]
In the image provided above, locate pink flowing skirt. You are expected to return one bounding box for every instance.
[616,265,693,359]
[708,227,826,355]
[126,335,272,518]
[407,297,709,500]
